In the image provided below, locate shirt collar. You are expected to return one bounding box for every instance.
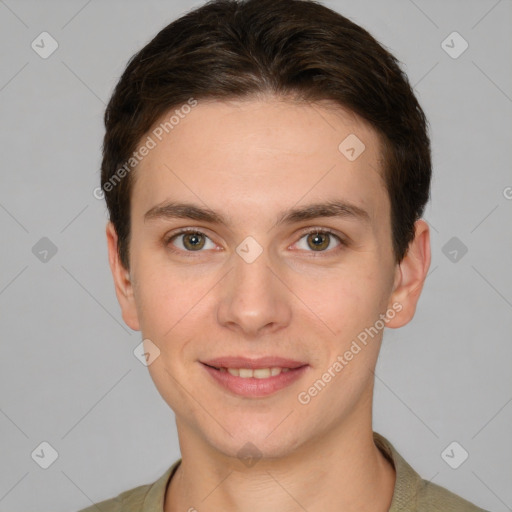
[142,431,421,511]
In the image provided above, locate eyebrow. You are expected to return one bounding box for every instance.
[144,199,371,227]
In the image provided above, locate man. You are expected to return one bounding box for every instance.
[80,0,490,510]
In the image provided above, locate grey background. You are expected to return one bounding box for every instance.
[0,0,511,511]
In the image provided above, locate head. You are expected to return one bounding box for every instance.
[103,0,431,461]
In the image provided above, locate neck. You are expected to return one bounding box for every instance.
[165,393,395,512]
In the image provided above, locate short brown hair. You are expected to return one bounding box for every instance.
[101,0,431,270]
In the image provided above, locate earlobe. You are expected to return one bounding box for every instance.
[105,221,141,331]
[386,219,431,329]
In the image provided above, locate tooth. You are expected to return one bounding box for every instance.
[223,367,291,378]
[253,368,271,379]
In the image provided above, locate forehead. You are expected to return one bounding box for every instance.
[131,97,388,225]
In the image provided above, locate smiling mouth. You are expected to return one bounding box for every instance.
[203,364,297,379]
[201,360,309,397]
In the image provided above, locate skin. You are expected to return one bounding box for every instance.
[106,95,430,512]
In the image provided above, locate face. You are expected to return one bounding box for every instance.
[107,96,430,462]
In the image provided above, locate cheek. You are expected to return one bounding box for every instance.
[290,261,389,340]
[132,256,218,363]
[130,229,180,323]
[131,259,185,340]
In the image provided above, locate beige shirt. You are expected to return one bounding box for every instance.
[77,432,490,511]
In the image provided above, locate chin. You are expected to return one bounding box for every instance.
[211,435,299,463]
[198,416,304,462]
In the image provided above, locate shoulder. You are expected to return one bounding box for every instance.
[75,460,181,512]
[416,478,490,512]
[75,482,152,512]
[373,432,491,512]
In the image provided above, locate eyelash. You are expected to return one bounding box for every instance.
[164,227,346,256]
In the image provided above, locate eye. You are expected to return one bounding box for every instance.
[294,229,343,252]
[166,229,217,252]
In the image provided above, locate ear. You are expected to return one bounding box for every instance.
[106,221,140,331]
[386,219,431,328]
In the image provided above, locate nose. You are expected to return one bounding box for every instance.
[216,245,292,338]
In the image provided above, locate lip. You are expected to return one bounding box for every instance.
[201,356,307,369]
[200,358,309,398]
